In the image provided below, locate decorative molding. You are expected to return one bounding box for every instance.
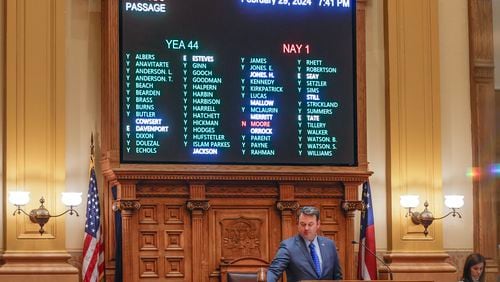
[112,200,141,211]
[67,250,83,272]
[111,170,371,183]
[276,201,300,211]
[186,200,210,211]
[206,186,278,198]
[471,62,494,80]
[137,185,189,198]
[294,186,344,198]
[0,252,79,276]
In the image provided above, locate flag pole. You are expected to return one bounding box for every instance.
[82,131,104,282]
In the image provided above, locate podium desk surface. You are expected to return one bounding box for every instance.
[300,280,434,282]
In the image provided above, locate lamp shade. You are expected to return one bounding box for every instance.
[400,195,419,208]
[9,191,30,206]
[444,195,464,209]
[61,192,83,206]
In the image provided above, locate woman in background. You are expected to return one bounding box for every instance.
[460,253,486,282]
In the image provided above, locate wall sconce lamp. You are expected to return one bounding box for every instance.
[9,191,82,235]
[400,195,464,236]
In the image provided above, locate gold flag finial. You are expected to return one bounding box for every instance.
[90,132,95,159]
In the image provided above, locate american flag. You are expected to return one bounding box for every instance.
[357,181,377,280]
[82,162,104,282]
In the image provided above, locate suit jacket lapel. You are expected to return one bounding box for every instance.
[295,236,317,277]
[317,236,329,276]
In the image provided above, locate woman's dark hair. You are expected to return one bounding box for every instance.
[462,253,486,282]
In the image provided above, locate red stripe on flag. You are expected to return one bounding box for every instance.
[83,237,99,282]
[364,225,377,279]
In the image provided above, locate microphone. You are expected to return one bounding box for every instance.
[352,240,394,280]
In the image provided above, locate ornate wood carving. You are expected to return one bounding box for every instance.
[276,201,300,211]
[186,200,210,211]
[213,207,272,277]
[341,200,365,213]
[221,217,262,258]
[112,200,141,211]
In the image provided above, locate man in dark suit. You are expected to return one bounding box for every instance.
[267,206,343,282]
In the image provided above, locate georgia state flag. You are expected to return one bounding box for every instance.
[358,181,377,280]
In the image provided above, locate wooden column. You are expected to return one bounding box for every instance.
[277,184,299,240]
[187,183,210,282]
[467,1,499,280]
[101,0,120,166]
[115,182,141,282]
[342,182,363,280]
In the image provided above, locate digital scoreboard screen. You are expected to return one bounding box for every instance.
[120,0,357,165]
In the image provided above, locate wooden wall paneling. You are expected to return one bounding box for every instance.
[138,200,161,279]
[136,182,193,281]
[318,201,344,271]
[167,198,192,281]
[467,1,499,280]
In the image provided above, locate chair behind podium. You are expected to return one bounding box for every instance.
[220,257,268,282]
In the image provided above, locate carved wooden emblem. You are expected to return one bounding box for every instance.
[221,217,261,258]
[186,200,210,211]
[112,199,141,211]
[276,201,300,211]
[341,200,364,213]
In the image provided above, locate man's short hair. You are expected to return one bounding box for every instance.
[297,206,320,221]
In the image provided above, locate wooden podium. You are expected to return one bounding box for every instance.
[300,281,434,282]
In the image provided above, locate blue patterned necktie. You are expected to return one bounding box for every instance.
[309,242,321,278]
